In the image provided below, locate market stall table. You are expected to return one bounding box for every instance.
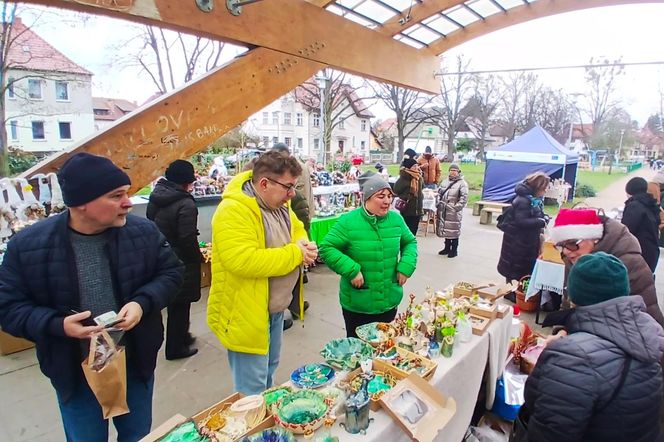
[310,214,344,244]
[295,312,513,441]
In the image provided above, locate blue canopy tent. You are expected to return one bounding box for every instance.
[481,125,579,202]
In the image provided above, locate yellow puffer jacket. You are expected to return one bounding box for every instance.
[207,171,307,355]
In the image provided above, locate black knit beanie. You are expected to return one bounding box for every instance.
[165,159,196,184]
[402,158,417,169]
[58,153,131,207]
[625,177,648,196]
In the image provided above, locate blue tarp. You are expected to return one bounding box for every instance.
[482,125,579,202]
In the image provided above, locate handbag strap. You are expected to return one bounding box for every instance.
[596,357,632,413]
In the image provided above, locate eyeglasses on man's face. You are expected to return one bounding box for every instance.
[554,239,583,252]
[266,177,296,194]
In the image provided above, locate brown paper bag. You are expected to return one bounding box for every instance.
[81,330,129,419]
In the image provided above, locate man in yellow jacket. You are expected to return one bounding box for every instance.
[208,151,318,395]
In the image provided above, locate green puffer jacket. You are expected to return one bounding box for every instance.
[319,207,418,314]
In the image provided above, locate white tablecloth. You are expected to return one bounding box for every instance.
[526,259,565,304]
[312,183,360,196]
[298,313,513,442]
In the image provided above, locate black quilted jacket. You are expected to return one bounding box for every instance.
[524,296,664,442]
[497,182,546,281]
[0,212,183,401]
[147,178,202,304]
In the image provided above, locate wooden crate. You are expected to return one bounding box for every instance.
[192,392,274,441]
[374,347,438,381]
[0,329,34,356]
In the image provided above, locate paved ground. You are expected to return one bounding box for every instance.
[1,168,662,441]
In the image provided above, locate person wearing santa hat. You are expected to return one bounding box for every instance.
[548,208,664,328]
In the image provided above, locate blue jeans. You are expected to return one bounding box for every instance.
[57,365,154,442]
[227,312,284,395]
[424,183,438,189]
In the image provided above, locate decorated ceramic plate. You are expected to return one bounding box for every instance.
[290,363,335,389]
[320,338,374,370]
[355,322,397,347]
[274,390,330,435]
[349,371,397,401]
[240,427,296,442]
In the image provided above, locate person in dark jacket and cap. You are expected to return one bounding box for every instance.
[522,252,664,442]
[622,176,661,272]
[147,159,201,360]
[0,152,183,441]
[394,157,424,235]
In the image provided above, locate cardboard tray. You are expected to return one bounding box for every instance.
[541,241,564,264]
[345,359,408,411]
[469,301,497,320]
[452,282,490,298]
[192,392,274,441]
[496,304,511,319]
[476,282,516,302]
[468,314,491,336]
[379,373,456,442]
[200,261,212,288]
[375,347,438,381]
[0,329,34,355]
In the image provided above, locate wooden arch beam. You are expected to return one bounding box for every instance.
[21,48,324,192]
[427,0,662,54]
[21,0,439,93]
[380,0,466,36]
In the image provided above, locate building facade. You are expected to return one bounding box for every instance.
[4,17,94,155]
[93,97,138,131]
[245,88,373,162]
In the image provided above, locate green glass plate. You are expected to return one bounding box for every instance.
[320,338,374,370]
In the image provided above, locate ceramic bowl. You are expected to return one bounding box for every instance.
[355,322,397,347]
[262,386,293,412]
[290,363,335,389]
[240,427,296,442]
[273,390,331,435]
[320,338,374,370]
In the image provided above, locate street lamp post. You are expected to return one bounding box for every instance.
[315,69,329,165]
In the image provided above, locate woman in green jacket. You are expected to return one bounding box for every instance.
[320,172,418,338]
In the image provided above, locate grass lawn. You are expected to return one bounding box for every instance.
[364,162,627,217]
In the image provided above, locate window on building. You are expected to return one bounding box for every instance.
[313,138,320,150]
[9,120,18,140]
[31,121,45,140]
[28,79,42,99]
[361,141,366,150]
[296,113,303,126]
[262,112,269,124]
[55,81,69,100]
[284,137,291,147]
[297,138,303,150]
[313,114,320,127]
[94,108,110,116]
[272,136,278,145]
[283,112,291,125]
[7,77,14,98]
[339,119,345,129]
[272,112,279,125]
[59,122,72,139]
[262,136,270,147]
[361,119,367,131]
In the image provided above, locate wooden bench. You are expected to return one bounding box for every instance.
[480,207,505,225]
[472,200,510,216]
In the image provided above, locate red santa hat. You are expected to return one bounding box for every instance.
[548,209,604,244]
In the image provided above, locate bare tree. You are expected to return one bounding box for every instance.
[533,88,575,143]
[583,56,625,136]
[495,71,538,141]
[296,69,371,164]
[0,4,87,176]
[464,74,501,158]
[426,55,474,157]
[367,82,434,161]
[114,25,228,95]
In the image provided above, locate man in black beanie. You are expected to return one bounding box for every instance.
[622,176,661,272]
[0,152,184,441]
[147,159,201,359]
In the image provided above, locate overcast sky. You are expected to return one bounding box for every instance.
[24,2,664,126]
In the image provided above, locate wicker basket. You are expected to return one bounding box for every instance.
[516,276,539,312]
